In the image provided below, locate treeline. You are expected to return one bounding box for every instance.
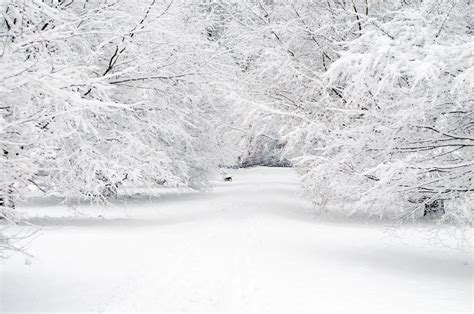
[1,0,472,231]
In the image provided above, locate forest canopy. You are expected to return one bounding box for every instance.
[1,0,472,234]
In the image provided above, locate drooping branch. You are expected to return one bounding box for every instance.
[351,0,362,32]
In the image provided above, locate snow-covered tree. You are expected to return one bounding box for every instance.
[1,0,230,207]
[289,1,473,224]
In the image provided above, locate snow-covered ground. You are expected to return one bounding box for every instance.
[0,167,472,312]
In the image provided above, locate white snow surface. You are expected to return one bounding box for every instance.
[1,167,472,312]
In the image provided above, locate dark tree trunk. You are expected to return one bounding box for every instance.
[0,188,15,220]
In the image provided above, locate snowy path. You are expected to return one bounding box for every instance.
[1,167,472,312]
